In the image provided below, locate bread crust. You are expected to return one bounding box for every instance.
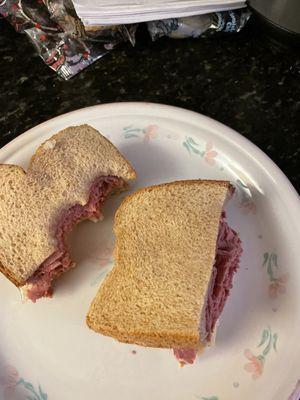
[87,313,205,349]
[0,260,23,286]
[0,165,26,286]
[115,179,230,222]
[28,125,136,180]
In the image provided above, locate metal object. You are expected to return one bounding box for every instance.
[248,0,300,35]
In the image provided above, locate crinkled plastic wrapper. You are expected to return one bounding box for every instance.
[0,1,250,79]
[147,9,251,41]
[0,0,137,79]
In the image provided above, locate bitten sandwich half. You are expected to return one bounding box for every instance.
[0,125,136,302]
[87,180,242,365]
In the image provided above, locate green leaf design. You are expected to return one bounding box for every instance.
[12,375,47,400]
[257,329,269,348]
[190,145,202,155]
[236,179,249,189]
[201,397,219,400]
[266,256,275,281]
[24,382,35,391]
[262,252,269,267]
[257,355,265,363]
[272,253,279,268]
[187,137,199,146]
[123,125,143,137]
[263,337,272,356]
[90,266,110,286]
[268,267,275,281]
[272,333,278,352]
[123,128,141,133]
[124,133,139,138]
[183,138,205,157]
[25,396,37,400]
[183,141,191,154]
[38,384,48,400]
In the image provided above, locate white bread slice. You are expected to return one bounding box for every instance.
[0,124,136,287]
[87,180,230,349]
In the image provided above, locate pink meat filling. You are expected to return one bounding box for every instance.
[173,212,242,365]
[205,211,242,339]
[25,176,125,302]
[173,348,198,366]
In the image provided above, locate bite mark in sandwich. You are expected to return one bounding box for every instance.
[0,125,136,302]
[24,176,125,302]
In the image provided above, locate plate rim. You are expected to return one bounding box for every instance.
[1,102,298,217]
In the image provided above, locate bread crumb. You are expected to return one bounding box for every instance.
[43,140,56,150]
[19,285,29,303]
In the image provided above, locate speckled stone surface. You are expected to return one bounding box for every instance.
[0,17,299,190]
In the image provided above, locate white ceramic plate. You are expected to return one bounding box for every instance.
[0,103,299,400]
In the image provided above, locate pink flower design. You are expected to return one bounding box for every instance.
[98,246,113,267]
[143,125,158,143]
[269,273,289,298]
[244,349,264,379]
[204,142,218,165]
[99,258,108,266]
[0,365,19,400]
[240,200,257,214]
[99,258,111,268]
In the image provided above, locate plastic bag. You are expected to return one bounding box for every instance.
[147,9,251,41]
[0,0,250,79]
[0,0,136,79]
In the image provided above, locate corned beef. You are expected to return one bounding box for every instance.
[25,176,124,302]
[173,212,242,365]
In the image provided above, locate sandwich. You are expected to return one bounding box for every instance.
[87,180,242,365]
[0,124,136,302]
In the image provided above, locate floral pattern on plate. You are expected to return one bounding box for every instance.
[90,246,114,286]
[234,179,256,215]
[262,252,289,298]
[182,136,218,165]
[0,365,47,400]
[123,125,158,142]
[244,327,278,380]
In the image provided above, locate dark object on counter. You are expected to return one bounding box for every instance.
[147,9,251,41]
[0,0,250,79]
[248,0,300,46]
[0,0,136,79]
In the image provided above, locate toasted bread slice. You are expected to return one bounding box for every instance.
[87,180,230,349]
[0,124,136,292]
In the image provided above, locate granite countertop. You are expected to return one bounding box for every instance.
[0,17,299,191]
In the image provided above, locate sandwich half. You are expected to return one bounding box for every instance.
[87,180,242,365]
[0,124,136,302]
